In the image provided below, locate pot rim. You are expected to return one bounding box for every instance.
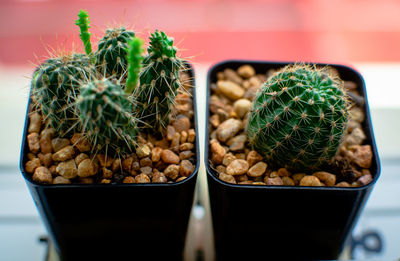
[205,59,381,191]
[19,63,199,188]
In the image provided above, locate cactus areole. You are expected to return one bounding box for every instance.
[246,64,349,172]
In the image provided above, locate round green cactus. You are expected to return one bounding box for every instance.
[95,27,135,81]
[32,53,93,136]
[134,30,183,132]
[246,64,349,172]
[78,78,138,155]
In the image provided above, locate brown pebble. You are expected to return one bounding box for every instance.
[235,153,246,160]
[210,114,220,128]
[180,131,188,143]
[152,172,168,183]
[102,167,113,179]
[300,176,322,187]
[151,147,162,162]
[313,171,336,187]
[292,173,306,185]
[27,153,36,160]
[216,165,226,174]
[237,65,255,79]
[211,141,226,165]
[171,132,181,153]
[136,144,151,158]
[25,158,41,173]
[49,165,57,175]
[154,138,169,149]
[357,174,373,186]
[335,181,351,187]
[282,176,295,186]
[180,160,195,177]
[179,150,194,160]
[28,112,42,133]
[140,157,152,167]
[188,129,196,143]
[140,166,153,175]
[33,166,52,184]
[135,173,150,183]
[39,136,52,154]
[219,173,236,184]
[173,115,190,132]
[353,145,373,168]
[252,182,266,185]
[233,99,252,118]
[70,133,91,152]
[216,119,242,142]
[239,180,253,185]
[226,159,249,176]
[123,176,136,184]
[161,149,180,164]
[27,133,40,154]
[164,164,180,180]
[265,177,283,186]
[277,168,291,177]
[246,151,263,167]
[38,153,52,167]
[235,174,248,182]
[179,143,194,151]
[228,135,247,152]
[100,179,111,184]
[97,154,113,167]
[224,68,243,85]
[222,153,236,167]
[75,153,89,166]
[111,158,121,172]
[269,171,279,178]
[53,176,71,184]
[51,138,70,152]
[78,159,98,177]
[56,159,78,179]
[167,126,176,140]
[217,80,244,100]
[40,128,55,140]
[52,146,75,161]
[176,176,187,182]
[247,162,267,177]
[122,157,134,172]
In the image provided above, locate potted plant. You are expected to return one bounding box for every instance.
[20,10,198,260]
[206,60,380,260]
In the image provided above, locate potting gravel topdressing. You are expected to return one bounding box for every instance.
[209,64,373,187]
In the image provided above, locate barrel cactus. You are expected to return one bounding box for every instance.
[32,53,93,136]
[246,64,349,171]
[95,27,135,81]
[77,79,138,155]
[134,30,183,132]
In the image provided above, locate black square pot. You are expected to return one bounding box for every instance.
[205,60,381,260]
[20,64,199,261]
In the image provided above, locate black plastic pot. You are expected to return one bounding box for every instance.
[20,65,199,261]
[206,60,381,260]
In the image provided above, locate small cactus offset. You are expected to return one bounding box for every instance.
[32,54,93,136]
[95,27,135,81]
[75,9,94,63]
[134,30,183,132]
[77,79,138,155]
[246,64,349,171]
[124,37,144,95]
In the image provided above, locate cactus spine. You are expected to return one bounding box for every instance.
[95,27,135,81]
[246,64,349,171]
[125,37,144,95]
[32,54,92,136]
[77,79,138,155]
[134,30,183,132]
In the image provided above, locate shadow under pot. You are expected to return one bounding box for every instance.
[20,65,199,261]
[205,60,380,260]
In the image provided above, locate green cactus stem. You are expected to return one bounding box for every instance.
[95,27,135,81]
[246,64,349,172]
[32,54,93,136]
[75,9,94,63]
[78,78,138,155]
[124,37,144,95]
[134,30,183,132]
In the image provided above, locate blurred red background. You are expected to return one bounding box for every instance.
[1,0,400,66]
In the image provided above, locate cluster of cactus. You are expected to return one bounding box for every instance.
[31,9,185,156]
[246,64,349,172]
